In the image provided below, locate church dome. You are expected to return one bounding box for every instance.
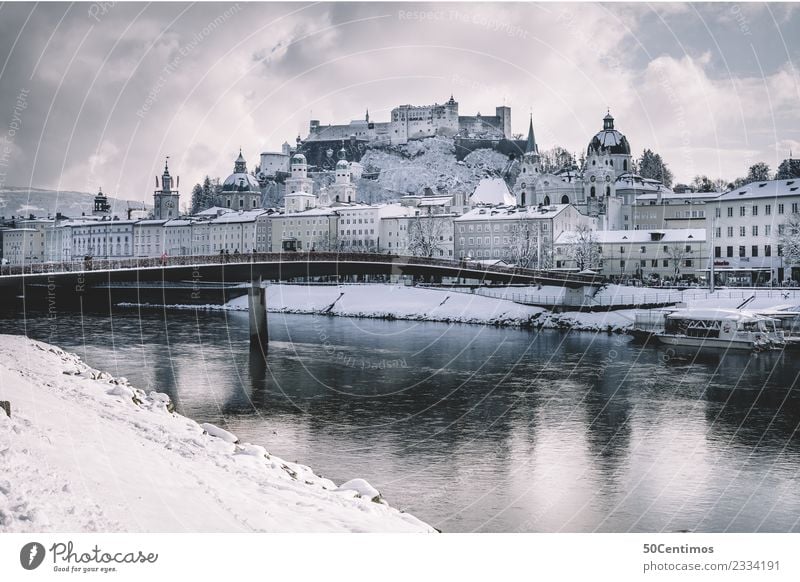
[336,159,349,170]
[587,111,631,155]
[292,153,307,164]
[222,172,261,192]
[222,150,261,192]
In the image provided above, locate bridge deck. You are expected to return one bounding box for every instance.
[0,252,601,290]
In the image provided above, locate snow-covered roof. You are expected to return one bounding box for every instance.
[455,204,570,222]
[194,206,233,216]
[717,179,800,201]
[614,173,670,193]
[209,210,267,224]
[275,207,337,218]
[555,228,706,245]
[136,219,168,225]
[469,177,515,206]
[635,191,721,203]
[164,219,199,227]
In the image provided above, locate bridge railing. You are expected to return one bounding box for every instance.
[0,251,599,284]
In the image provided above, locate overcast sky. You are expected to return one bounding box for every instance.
[0,1,798,202]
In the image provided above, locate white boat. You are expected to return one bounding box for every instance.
[652,308,781,351]
[755,306,800,349]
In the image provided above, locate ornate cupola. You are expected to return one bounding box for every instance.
[234,148,247,173]
[603,110,615,131]
[161,159,173,192]
[93,187,110,216]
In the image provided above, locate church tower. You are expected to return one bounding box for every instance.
[153,158,180,220]
[583,111,631,225]
[283,152,316,213]
[92,187,111,216]
[515,114,540,207]
[328,146,356,204]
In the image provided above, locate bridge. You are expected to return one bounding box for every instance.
[0,252,602,346]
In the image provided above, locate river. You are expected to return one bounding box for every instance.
[4,309,799,532]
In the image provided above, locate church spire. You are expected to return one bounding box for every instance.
[525,113,538,155]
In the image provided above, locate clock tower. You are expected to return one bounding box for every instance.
[153,158,180,220]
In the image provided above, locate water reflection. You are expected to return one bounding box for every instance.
[2,309,799,532]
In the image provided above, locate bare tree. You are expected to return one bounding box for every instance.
[778,212,800,269]
[666,244,690,280]
[407,216,449,258]
[567,225,600,271]
[313,231,343,252]
[508,221,551,269]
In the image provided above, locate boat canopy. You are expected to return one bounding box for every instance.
[665,309,773,323]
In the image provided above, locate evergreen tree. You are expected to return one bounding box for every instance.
[190,183,204,214]
[636,149,674,187]
[745,162,771,183]
[776,158,800,179]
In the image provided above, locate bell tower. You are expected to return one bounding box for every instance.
[153,158,180,220]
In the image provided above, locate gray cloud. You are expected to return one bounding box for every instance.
[0,1,798,203]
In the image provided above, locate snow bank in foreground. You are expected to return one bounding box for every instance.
[0,335,435,533]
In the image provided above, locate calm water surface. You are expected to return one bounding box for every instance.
[5,309,800,532]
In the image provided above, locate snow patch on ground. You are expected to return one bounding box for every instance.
[0,336,435,532]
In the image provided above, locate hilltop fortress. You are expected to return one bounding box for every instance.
[305,95,511,146]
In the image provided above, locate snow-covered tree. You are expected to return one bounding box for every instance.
[407,216,449,258]
[567,225,600,271]
[778,213,800,268]
[776,158,800,180]
[636,149,674,187]
[666,244,690,280]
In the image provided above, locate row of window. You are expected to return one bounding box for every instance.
[714,245,782,258]
[715,224,791,238]
[718,202,798,218]
[457,223,551,233]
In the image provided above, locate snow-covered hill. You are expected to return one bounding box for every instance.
[0,187,147,219]
[360,138,511,197]
[0,335,435,532]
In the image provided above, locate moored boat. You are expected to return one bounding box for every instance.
[631,308,783,351]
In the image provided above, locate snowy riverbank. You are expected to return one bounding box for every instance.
[121,284,800,334]
[234,284,638,333]
[0,335,435,532]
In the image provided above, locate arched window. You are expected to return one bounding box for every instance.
[590,186,596,197]
[521,192,526,206]
[623,159,628,171]
[561,195,570,204]
[592,160,596,166]
[543,196,550,205]
[606,186,611,196]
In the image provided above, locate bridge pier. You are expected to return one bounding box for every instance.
[248,276,268,348]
